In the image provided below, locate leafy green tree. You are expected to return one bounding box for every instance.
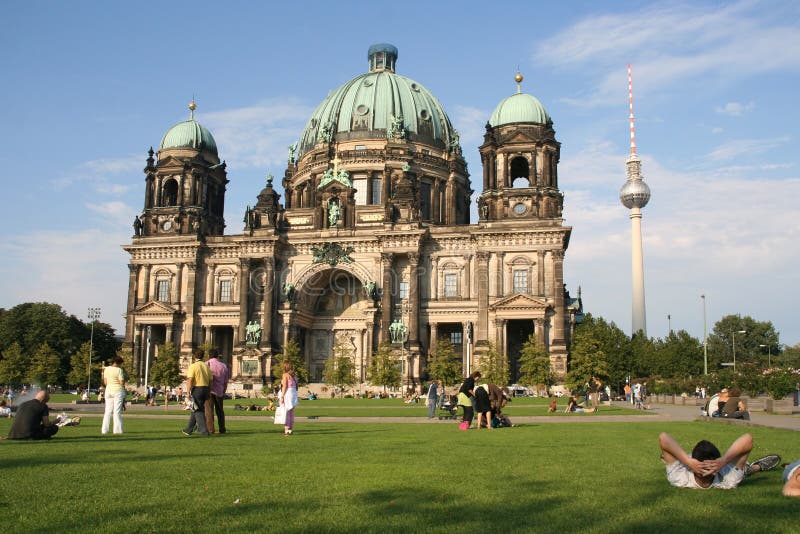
[66,341,102,388]
[323,339,356,395]
[150,343,182,406]
[517,334,553,389]
[271,338,309,386]
[773,343,800,368]
[0,342,27,387]
[570,314,634,391]
[117,347,138,387]
[707,314,779,369]
[27,343,63,387]
[426,339,462,387]
[368,342,402,391]
[644,330,703,378]
[565,335,609,391]
[478,341,509,386]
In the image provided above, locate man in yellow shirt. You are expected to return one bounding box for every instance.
[182,348,212,436]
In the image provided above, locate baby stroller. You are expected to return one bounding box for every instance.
[437,394,458,420]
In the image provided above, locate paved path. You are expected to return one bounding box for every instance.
[49,400,799,431]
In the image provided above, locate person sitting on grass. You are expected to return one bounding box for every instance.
[659,432,780,489]
[5,391,80,440]
[547,397,557,413]
[783,461,800,497]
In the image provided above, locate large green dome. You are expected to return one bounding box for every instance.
[159,111,218,154]
[297,44,458,155]
[489,92,551,127]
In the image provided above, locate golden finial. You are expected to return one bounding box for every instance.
[189,98,196,120]
[515,71,523,94]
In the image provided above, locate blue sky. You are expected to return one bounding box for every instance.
[1,0,798,346]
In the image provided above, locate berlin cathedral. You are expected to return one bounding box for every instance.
[123,44,583,391]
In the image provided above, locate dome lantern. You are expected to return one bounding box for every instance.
[368,43,398,72]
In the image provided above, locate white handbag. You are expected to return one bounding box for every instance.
[274,406,286,425]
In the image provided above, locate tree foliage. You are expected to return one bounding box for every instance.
[0,342,27,387]
[477,341,509,386]
[271,338,308,386]
[117,347,138,386]
[707,314,780,369]
[517,334,553,388]
[323,339,356,394]
[27,343,63,387]
[66,341,102,388]
[149,343,182,390]
[565,335,609,391]
[368,342,401,391]
[425,339,462,387]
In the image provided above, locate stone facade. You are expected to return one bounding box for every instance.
[123,47,581,391]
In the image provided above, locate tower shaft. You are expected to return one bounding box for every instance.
[630,207,646,336]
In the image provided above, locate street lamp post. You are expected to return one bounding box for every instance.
[732,329,746,371]
[87,307,101,395]
[759,344,772,368]
[701,295,708,375]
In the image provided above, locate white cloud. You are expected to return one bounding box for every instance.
[715,101,755,116]
[536,1,800,107]
[705,136,790,162]
[86,201,137,228]
[52,155,141,196]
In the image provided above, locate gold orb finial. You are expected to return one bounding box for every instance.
[515,72,523,84]
[189,101,197,111]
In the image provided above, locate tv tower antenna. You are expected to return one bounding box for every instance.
[619,64,650,336]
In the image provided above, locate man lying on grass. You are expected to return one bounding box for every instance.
[783,461,800,497]
[659,432,780,489]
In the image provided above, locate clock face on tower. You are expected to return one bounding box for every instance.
[162,220,173,232]
[513,203,527,215]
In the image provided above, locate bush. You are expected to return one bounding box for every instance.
[763,368,800,400]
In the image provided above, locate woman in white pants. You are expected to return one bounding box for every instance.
[101,356,126,434]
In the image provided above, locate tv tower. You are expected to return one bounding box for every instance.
[619,64,650,336]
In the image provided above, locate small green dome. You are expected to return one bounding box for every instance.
[159,118,218,154]
[297,44,458,155]
[489,92,551,127]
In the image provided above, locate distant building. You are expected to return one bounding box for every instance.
[123,44,582,391]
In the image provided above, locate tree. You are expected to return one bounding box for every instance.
[271,338,309,386]
[117,347,138,387]
[368,342,402,391]
[565,335,609,391]
[66,341,102,388]
[425,339,462,387]
[323,339,356,395]
[149,343,182,407]
[707,314,779,369]
[773,343,800,368]
[477,341,509,386]
[27,343,63,387]
[517,334,553,390]
[0,342,27,387]
[570,314,634,391]
[645,330,703,378]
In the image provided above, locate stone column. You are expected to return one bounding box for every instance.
[463,254,472,300]
[379,252,394,343]
[429,322,438,354]
[134,324,143,379]
[182,264,197,349]
[261,258,274,350]
[497,252,505,297]
[462,320,471,370]
[431,256,439,300]
[155,176,163,207]
[476,252,489,341]
[166,324,174,346]
[125,264,139,344]
[142,265,152,303]
[537,251,545,296]
[551,250,566,345]
[535,318,545,345]
[432,180,441,223]
[174,263,184,305]
[238,258,250,346]
[408,252,420,347]
[205,264,215,305]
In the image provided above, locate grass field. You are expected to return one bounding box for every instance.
[1,414,798,533]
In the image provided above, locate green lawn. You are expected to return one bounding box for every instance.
[1,417,797,533]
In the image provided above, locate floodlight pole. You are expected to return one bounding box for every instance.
[759,344,772,368]
[732,329,746,371]
[701,295,708,375]
[87,307,101,395]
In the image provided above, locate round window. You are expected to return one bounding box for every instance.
[356,105,369,115]
[419,109,429,120]
[513,203,527,215]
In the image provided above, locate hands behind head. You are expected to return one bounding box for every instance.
[688,458,723,477]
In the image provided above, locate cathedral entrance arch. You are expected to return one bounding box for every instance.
[286,266,378,385]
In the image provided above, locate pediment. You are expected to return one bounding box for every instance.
[500,131,539,145]
[132,300,179,315]
[490,293,549,311]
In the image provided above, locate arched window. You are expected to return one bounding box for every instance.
[510,157,530,188]
[163,179,179,206]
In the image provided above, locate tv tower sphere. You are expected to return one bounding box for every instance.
[620,158,651,208]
